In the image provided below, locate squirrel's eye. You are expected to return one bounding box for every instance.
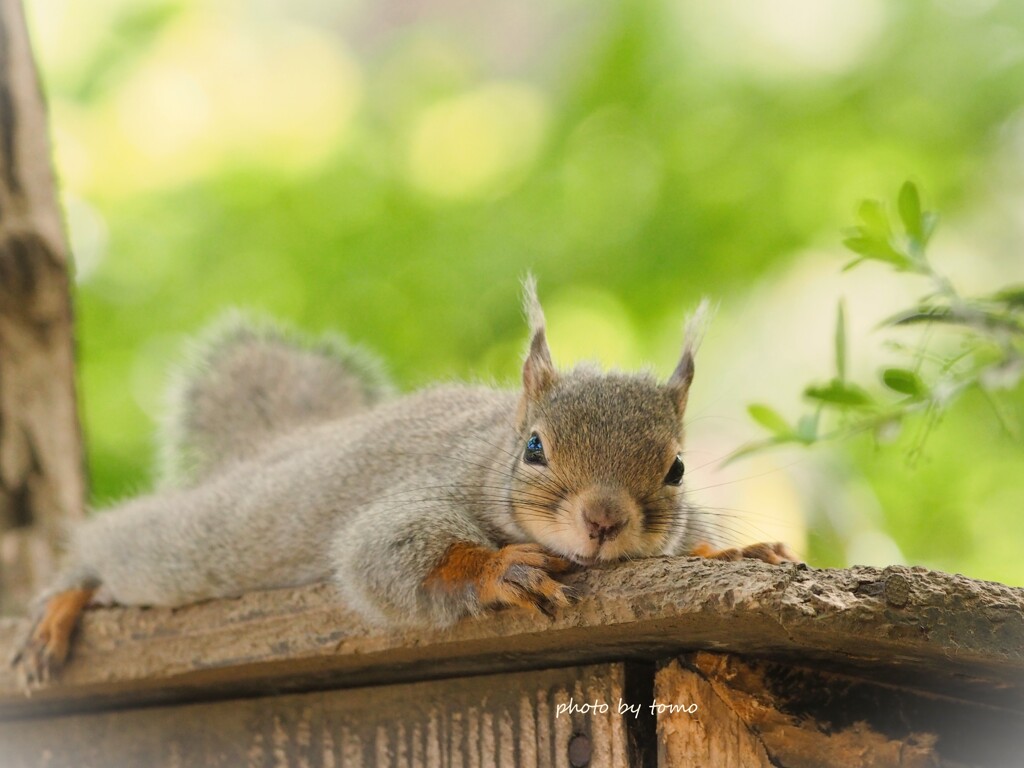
[664,455,685,486]
[524,433,547,465]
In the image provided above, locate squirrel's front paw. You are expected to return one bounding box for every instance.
[9,587,95,688]
[691,541,799,565]
[427,542,575,619]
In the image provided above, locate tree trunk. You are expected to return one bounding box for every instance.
[0,0,84,615]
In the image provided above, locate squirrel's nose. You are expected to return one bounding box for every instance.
[582,507,626,544]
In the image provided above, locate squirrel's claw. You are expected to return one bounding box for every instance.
[10,615,63,690]
[427,542,574,620]
[9,587,95,691]
[691,540,801,565]
[482,544,574,619]
[738,541,800,564]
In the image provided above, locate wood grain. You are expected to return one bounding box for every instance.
[657,652,1024,768]
[0,664,636,768]
[656,657,773,768]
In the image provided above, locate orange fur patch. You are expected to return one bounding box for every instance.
[425,542,495,592]
[32,587,96,666]
[689,542,721,558]
[425,542,574,615]
[690,541,797,564]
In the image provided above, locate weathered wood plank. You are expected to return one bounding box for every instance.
[0,664,637,768]
[656,656,773,768]
[657,652,1024,768]
[0,559,1022,718]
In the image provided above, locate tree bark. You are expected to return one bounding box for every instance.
[0,0,84,616]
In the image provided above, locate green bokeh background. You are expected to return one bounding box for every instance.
[26,0,1024,584]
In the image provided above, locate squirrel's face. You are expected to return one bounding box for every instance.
[510,373,690,564]
[512,282,704,565]
[510,280,703,565]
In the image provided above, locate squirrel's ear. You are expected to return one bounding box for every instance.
[667,352,695,413]
[667,298,712,414]
[521,275,556,399]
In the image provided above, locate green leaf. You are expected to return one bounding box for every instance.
[857,199,890,239]
[882,368,927,398]
[991,285,1024,309]
[898,182,923,241]
[835,300,847,382]
[884,305,1024,334]
[748,404,791,436]
[921,211,939,244]
[804,379,875,407]
[882,305,953,327]
[841,231,912,270]
[841,234,878,256]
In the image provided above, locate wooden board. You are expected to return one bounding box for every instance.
[1,559,1022,718]
[657,652,1024,768]
[0,664,643,768]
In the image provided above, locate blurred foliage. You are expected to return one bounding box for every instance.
[22,0,1024,584]
[742,182,1024,458]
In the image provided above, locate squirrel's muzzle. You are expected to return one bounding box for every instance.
[576,486,637,546]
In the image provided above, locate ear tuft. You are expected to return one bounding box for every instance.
[668,298,713,413]
[521,274,556,399]
[522,273,546,336]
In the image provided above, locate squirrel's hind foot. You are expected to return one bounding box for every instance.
[691,541,799,565]
[9,587,95,689]
[427,543,576,620]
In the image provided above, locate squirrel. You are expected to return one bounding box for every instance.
[11,278,795,684]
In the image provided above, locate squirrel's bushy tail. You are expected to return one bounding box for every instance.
[159,312,392,487]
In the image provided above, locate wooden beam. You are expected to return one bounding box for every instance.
[1,664,640,767]
[657,652,1024,768]
[1,558,1021,719]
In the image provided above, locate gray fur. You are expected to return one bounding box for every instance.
[68,386,534,626]
[159,310,392,487]
[42,292,718,628]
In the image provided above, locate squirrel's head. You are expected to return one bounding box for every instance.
[509,278,706,565]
